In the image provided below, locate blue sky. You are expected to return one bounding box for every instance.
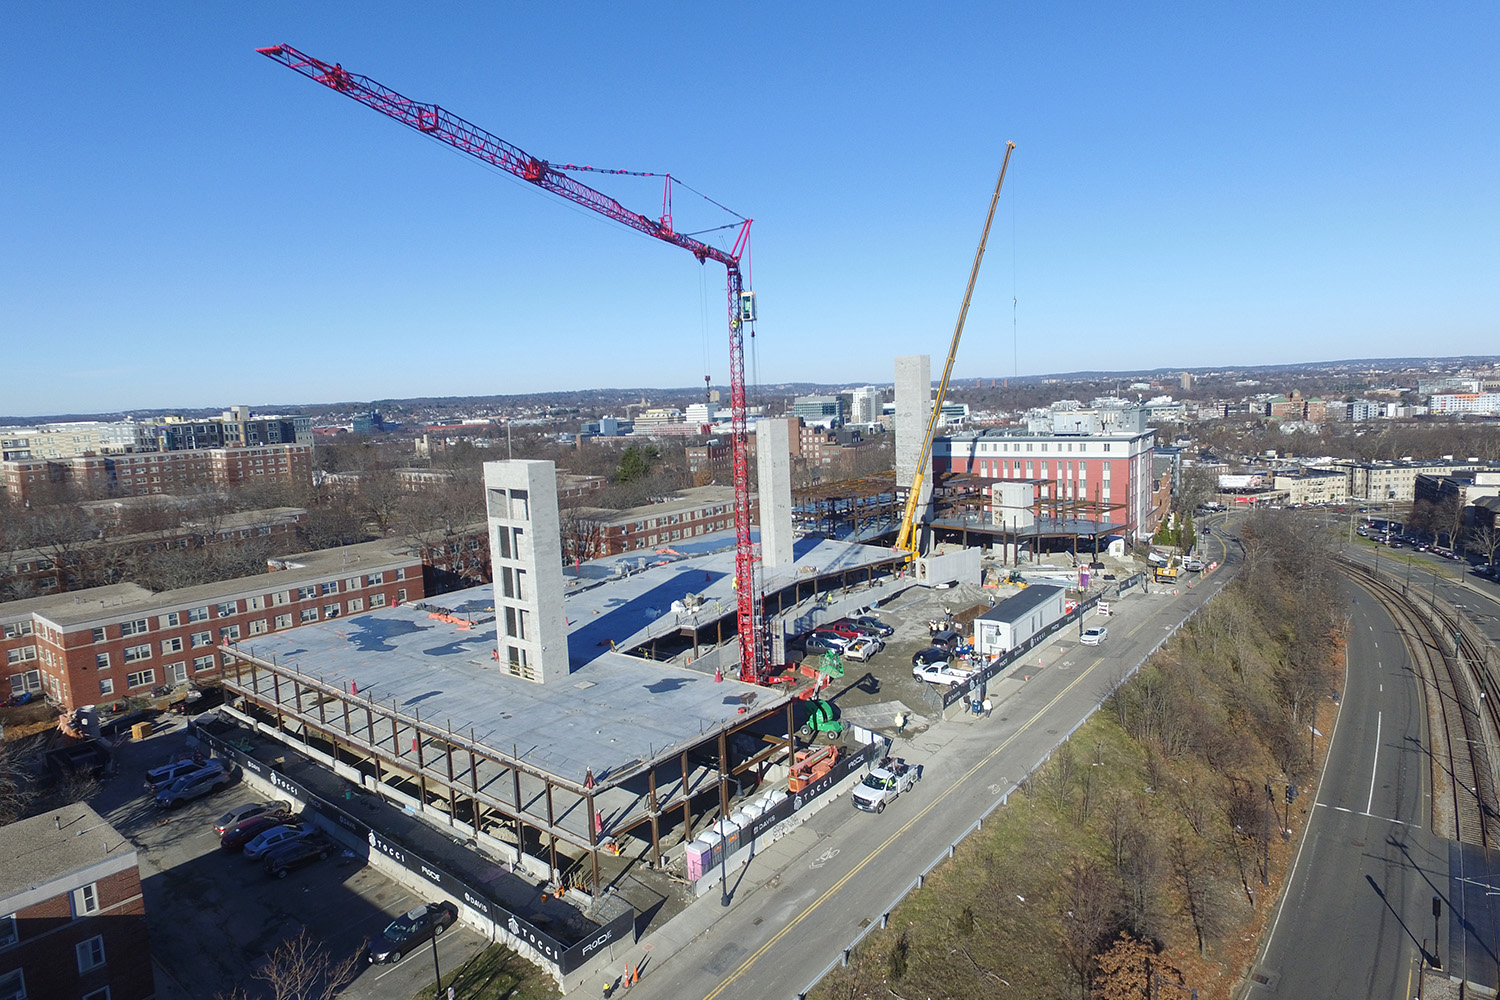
[3,3,1497,417]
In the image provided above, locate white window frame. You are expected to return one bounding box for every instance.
[0,968,23,1000]
[299,608,319,623]
[216,601,237,617]
[75,934,106,973]
[160,637,183,654]
[119,619,149,637]
[249,619,268,635]
[187,606,210,623]
[323,604,340,619]
[274,614,292,629]
[125,669,155,689]
[0,913,15,948]
[123,644,151,664]
[190,631,212,648]
[72,882,99,915]
[98,678,114,697]
[193,655,215,672]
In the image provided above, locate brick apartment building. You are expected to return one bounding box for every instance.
[2,507,306,600]
[1,444,314,505]
[0,804,153,1000]
[2,539,423,712]
[560,486,759,560]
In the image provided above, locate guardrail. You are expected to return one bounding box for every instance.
[793,568,1230,998]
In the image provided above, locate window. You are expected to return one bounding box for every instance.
[187,606,210,623]
[218,625,240,641]
[119,619,149,637]
[125,669,155,689]
[158,612,180,628]
[91,626,107,642]
[193,655,215,672]
[250,619,268,635]
[272,591,289,606]
[0,913,15,947]
[217,601,237,617]
[345,577,361,592]
[366,572,384,586]
[274,614,292,629]
[320,581,338,595]
[82,988,112,1000]
[75,934,106,973]
[94,652,110,670]
[369,594,386,609]
[1,622,32,639]
[123,644,151,663]
[160,637,184,654]
[190,631,212,648]
[8,671,41,696]
[72,883,99,915]
[98,678,114,697]
[396,589,406,604]
[395,568,406,580]
[248,595,265,611]
[0,968,23,1000]
[323,604,340,619]
[300,608,318,623]
[297,586,317,601]
[5,647,35,665]
[346,598,363,613]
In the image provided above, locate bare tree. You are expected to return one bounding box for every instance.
[248,927,363,1000]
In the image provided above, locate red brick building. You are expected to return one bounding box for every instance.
[0,804,153,1000]
[1,444,314,504]
[560,486,758,560]
[3,539,423,712]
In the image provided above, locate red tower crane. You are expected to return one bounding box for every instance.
[257,44,764,683]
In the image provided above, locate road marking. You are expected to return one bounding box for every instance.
[809,847,840,869]
[1366,711,1381,815]
[700,652,1110,1000]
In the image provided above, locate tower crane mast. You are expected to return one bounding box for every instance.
[257,44,764,683]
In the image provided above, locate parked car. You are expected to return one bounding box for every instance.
[798,635,845,656]
[1182,557,1205,572]
[368,901,459,964]
[244,823,316,860]
[1080,626,1109,646]
[816,622,863,640]
[214,800,293,836]
[145,756,212,794]
[911,647,950,668]
[154,761,231,808]
[807,629,854,650]
[843,636,885,662]
[843,616,894,637]
[830,619,884,639]
[912,662,974,686]
[851,757,920,814]
[930,629,963,651]
[263,835,333,878]
[221,813,292,851]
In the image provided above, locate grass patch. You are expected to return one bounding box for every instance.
[411,945,560,1000]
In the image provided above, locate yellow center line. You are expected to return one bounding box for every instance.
[701,653,1108,1000]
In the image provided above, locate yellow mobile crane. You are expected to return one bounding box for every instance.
[894,142,1016,558]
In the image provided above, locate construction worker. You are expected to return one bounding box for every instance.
[895,711,907,735]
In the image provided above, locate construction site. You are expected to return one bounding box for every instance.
[199,46,1151,990]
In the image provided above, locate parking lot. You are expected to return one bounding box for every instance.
[94,719,489,1000]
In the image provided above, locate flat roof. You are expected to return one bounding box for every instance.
[979,585,1065,623]
[229,590,785,786]
[226,532,898,784]
[20,539,417,629]
[0,803,135,901]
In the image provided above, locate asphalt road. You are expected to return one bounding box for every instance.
[615,525,1243,1000]
[1248,579,1437,999]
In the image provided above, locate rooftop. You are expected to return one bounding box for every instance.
[10,538,416,629]
[979,585,1066,624]
[0,803,136,902]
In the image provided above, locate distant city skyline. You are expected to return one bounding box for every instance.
[5,4,1497,417]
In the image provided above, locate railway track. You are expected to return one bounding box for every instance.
[1345,560,1499,846]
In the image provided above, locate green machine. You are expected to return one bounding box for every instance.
[800,699,844,739]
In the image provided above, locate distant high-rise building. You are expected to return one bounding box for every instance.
[792,395,842,429]
[848,386,883,426]
[1180,372,1194,390]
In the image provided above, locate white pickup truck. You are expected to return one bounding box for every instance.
[851,758,920,813]
[911,661,974,686]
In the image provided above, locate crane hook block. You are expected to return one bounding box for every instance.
[738,291,757,323]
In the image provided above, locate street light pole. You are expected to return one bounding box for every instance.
[430,926,443,996]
